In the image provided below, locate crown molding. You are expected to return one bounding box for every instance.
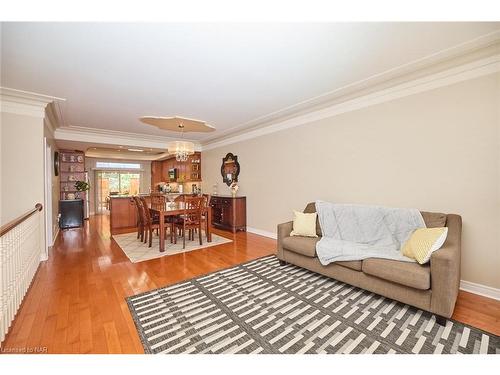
[44,102,65,136]
[54,126,202,152]
[202,33,500,149]
[0,87,65,118]
[202,51,500,151]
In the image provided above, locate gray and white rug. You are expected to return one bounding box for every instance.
[126,255,500,354]
[113,231,232,263]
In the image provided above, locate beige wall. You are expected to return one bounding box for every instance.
[202,72,500,289]
[43,124,60,243]
[1,112,45,225]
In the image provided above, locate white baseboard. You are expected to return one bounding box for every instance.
[40,228,61,262]
[52,228,60,246]
[246,227,277,240]
[460,280,500,301]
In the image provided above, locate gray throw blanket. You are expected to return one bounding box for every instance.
[315,200,425,265]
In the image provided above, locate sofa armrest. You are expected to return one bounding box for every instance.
[430,214,462,318]
[277,221,293,260]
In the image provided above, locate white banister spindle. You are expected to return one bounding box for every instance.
[0,210,42,346]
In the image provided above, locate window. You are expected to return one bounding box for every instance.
[95,171,141,213]
[95,162,141,169]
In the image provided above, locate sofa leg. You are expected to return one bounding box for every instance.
[279,260,286,266]
[435,315,447,326]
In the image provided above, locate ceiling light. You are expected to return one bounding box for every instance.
[167,141,194,162]
[127,148,144,152]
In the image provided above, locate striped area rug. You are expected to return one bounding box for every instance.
[126,255,500,354]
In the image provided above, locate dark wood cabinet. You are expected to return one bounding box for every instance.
[150,152,202,190]
[210,196,246,233]
[151,161,163,187]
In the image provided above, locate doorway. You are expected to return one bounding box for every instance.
[94,170,141,214]
[43,138,53,260]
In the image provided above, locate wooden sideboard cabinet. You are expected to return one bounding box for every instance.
[210,196,246,233]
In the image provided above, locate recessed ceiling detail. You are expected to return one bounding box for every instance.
[81,145,170,160]
[140,116,216,133]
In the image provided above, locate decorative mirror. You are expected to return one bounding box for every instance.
[221,153,240,186]
[54,151,60,176]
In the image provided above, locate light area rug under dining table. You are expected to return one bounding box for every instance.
[112,231,232,263]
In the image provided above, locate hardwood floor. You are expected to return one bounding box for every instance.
[2,214,499,353]
[1,214,275,354]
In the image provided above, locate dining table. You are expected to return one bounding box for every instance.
[149,200,212,252]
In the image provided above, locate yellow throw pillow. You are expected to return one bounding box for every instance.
[402,227,448,264]
[290,210,318,237]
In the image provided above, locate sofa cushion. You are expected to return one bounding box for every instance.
[303,202,322,236]
[282,236,362,270]
[282,236,319,257]
[421,211,447,228]
[336,261,362,271]
[290,210,318,237]
[362,258,430,290]
[402,227,449,264]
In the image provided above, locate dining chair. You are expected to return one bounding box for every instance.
[200,194,211,240]
[139,196,166,248]
[150,193,166,211]
[149,193,165,227]
[132,196,144,241]
[173,196,204,249]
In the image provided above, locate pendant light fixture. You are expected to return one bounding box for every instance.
[166,122,194,162]
[139,116,215,162]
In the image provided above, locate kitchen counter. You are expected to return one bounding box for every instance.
[109,193,205,231]
[109,196,136,231]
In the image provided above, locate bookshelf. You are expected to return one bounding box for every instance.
[59,150,87,201]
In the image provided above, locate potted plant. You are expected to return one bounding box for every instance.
[74,180,90,198]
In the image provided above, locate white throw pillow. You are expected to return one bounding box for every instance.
[290,210,318,237]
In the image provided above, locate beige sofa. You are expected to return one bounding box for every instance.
[277,203,462,325]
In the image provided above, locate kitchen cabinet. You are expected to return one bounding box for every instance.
[151,161,163,187]
[150,152,202,186]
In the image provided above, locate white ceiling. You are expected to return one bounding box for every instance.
[2,22,500,143]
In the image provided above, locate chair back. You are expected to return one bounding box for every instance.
[201,194,210,215]
[150,193,166,211]
[139,196,153,225]
[182,196,204,225]
[132,196,144,225]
